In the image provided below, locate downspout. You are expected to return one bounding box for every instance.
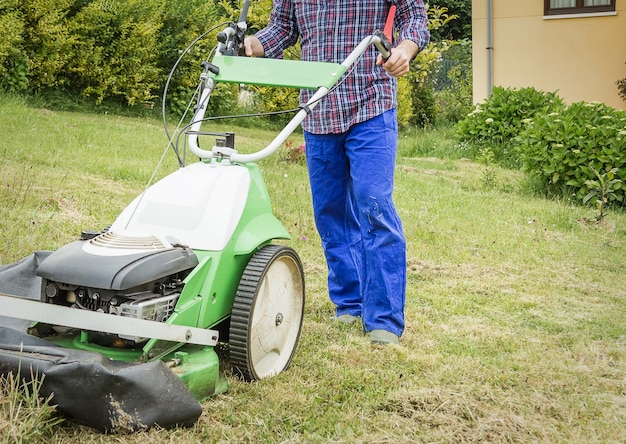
[486,0,493,95]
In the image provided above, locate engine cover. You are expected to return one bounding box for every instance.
[37,231,199,291]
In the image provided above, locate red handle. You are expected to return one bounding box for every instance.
[383,5,396,41]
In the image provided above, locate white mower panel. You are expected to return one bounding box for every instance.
[111,162,251,251]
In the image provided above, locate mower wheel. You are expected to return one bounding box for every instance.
[229,244,305,381]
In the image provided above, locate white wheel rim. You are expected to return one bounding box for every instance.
[248,254,304,379]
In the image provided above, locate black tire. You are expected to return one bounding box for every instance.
[229,245,305,381]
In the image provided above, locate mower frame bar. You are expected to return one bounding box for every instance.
[0,293,219,347]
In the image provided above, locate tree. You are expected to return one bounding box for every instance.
[430,0,471,41]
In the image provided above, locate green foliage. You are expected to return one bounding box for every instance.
[0,58,29,95]
[242,0,273,34]
[20,0,77,90]
[411,6,458,88]
[0,4,28,93]
[457,86,565,167]
[458,86,565,145]
[429,0,472,41]
[409,6,472,127]
[410,81,437,128]
[1,0,244,109]
[158,0,233,116]
[434,64,472,124]
[582,166,622,220]
[159,0,279,120]
[207,82,240,118]
[65,0,164,105]
[516,101,626,208]
[250,85,300,126]
[0,0,474,123]
[397,75,413,128]
[433,39,473,125]
[477,145,499,190]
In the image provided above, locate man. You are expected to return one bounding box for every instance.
[245,1,430,345]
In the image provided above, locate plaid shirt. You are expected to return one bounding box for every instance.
[255,0,430,134]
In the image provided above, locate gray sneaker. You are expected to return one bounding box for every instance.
[334,314,359,325]
[370,329,399,345]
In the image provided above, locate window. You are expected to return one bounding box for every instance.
[545,0,616,15]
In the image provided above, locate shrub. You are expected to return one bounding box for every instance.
[432,39,473,125]
[434,64,473,125]
[158,0,234,116]
[0,7,28,93]
[249,85,300,126]
[516,101,626,207]
[410,81,437,128]
[397,75,413,128]
[64,0,164,105]
[20,0,77,91]
[456,86,565,167]
[405,5,461,128]
[409,40,443,128]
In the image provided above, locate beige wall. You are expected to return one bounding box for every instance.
[472,0,626,110]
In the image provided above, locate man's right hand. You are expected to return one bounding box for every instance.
[244,36,265,57]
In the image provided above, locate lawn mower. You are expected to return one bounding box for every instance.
[0,1,393,433]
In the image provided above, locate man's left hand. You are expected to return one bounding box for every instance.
[376,39,419,77]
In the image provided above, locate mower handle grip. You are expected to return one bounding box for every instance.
[373,30,392,62]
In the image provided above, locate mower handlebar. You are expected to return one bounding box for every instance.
[189,32,390,163]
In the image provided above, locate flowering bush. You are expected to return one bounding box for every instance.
[516,101,626,207]
[456,86,564,167]
[282,140,306,165]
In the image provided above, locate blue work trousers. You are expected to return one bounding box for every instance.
[304,109,406,336]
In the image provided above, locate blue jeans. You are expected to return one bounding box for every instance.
[304,109,406,336]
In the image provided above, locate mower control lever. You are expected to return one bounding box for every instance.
[216,0,250,56]
[216,24,246,56]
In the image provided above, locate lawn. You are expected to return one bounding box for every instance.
[1,94,625,443]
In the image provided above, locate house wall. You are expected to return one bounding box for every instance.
[472,0,626,110]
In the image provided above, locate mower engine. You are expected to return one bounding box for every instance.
[37,230,199,343]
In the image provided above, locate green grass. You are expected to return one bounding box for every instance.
[1,93,625,443]
[0,373,63,444]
